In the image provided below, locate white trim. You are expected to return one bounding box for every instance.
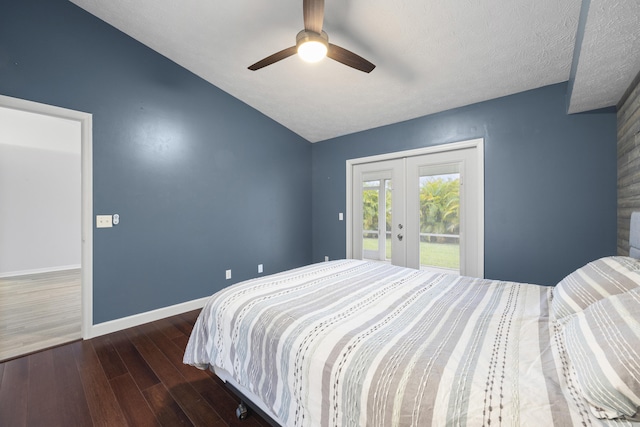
[346,138,484,276]
[344,160,355,258]
[346,138,483,168]
[88,296,209,339]
[476,139,485,278]
[0,95,94,340]
[0,265,81,278]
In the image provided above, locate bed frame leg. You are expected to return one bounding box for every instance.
[236,401,249,420]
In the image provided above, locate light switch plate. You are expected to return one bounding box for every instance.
[96,215,113,228]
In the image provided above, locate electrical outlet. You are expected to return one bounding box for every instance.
[225,269,232,280]
[258,264,263,273]
[96,215,113,228]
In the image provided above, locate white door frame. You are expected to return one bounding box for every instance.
[346,138,484,277]
[0,94,93,339]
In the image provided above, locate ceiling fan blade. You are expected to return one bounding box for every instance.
[327,44,375,73]
[303,0,324,34]
[248,46,297,71]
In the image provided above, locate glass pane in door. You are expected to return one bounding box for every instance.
[384,179,392,261]
[362,179,392,262]
[362,180,380,260]
[419,173,460,273]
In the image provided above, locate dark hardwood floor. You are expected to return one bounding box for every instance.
[0,309,271,427]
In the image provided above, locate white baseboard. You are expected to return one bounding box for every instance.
[87,296,210,339]
[0,264,82,278]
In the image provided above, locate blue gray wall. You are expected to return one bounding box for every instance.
[0,0,312,323]
[0,0,619,325]
[312,83,617,286]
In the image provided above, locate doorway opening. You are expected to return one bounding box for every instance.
[0,95,92,360]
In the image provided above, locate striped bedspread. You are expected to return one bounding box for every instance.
[184,260,632,426]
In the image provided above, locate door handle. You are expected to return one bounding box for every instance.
[397,233,403,241]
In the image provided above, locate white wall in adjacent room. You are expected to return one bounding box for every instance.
[0,106,81,276]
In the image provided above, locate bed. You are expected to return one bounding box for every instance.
[184,245,640,426]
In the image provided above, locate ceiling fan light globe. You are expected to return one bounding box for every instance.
[298,41,327,62]
[296,30,329,63]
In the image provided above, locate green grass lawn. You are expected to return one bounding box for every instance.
[363,238,459,269]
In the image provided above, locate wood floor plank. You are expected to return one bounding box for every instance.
[144,320,271,425]
[126,326,224,426]
[191,376,265,427]
[170,382,227,427]
[154,317,185,340]
[0,309,270,427]
[146,321,269,426]
[169,314,197,338]
[73,339,128,426]
[145,322,268,427]
[179,310,200,323]
[125,327,186,388]
[0,356,29,427]
[139,322,210,384]
[51,342,93,427]
[92,334,128,380]
[143,383,194,426]
[168,317,193,337]
[110,329,160,391]
[110,373,161,427]
[27,351,61,427]
[172,333,190,350]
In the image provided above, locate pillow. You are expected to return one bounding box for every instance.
[563,288,640,420]
[552,256,640,321]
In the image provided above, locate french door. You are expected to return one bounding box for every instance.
[352,159,406,266]
[349,142,483,277]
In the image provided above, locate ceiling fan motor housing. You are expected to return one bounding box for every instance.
[296,30,328,51]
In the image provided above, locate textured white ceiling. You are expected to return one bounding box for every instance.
[568,0,640,113]
[68,0,640,142]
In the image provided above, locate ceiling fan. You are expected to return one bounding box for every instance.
[248,0,375,73]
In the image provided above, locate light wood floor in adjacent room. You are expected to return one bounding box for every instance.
[0,269,81,361]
